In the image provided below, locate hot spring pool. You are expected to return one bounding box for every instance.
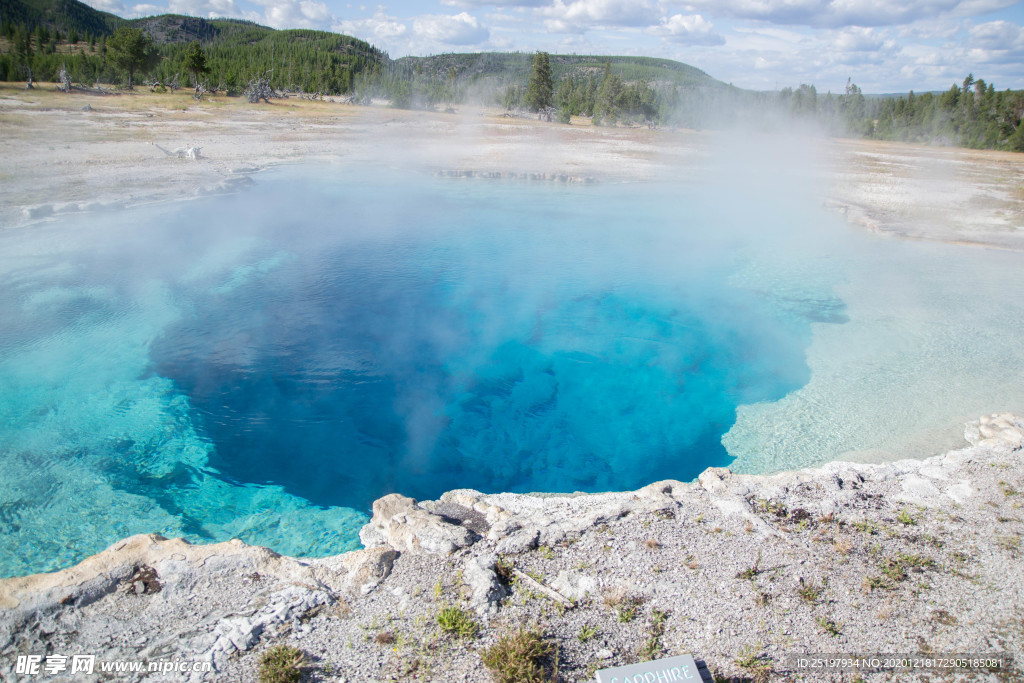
[1,164,1022,577]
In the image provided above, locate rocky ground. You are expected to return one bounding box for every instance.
[1,414,1021,682]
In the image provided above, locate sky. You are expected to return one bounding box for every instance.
[84,0,1024,93]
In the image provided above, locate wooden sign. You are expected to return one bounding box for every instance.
[596,654,701,682]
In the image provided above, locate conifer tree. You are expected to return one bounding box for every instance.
[106,27,159,89]
[13,25,34,88]
[525,51,552,111]
[183,40,209,88]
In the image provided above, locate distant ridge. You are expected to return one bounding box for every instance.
[395,52,728,89]
[0,0,125,37]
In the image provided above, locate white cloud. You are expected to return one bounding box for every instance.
[83,0,128,14]
[248,0,332,29]
[729,25,814,51]
[413,12,489,44]
[88,0,252,19]
[441,0,548,6]
[969,20,1024,49]
[647,14,725,45]
[130,3,162,16]
[681,0,1021,29]
[538,0,661,33]
[830,26,896,53]
[896,18,964,40]
[334,6,409,44]
[164,0,244,18]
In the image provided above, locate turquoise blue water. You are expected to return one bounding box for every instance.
[0,167,845,577]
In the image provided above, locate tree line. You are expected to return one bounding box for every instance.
[0,18,385,95]
[776,76,1024,151]
[2,18,1022,152]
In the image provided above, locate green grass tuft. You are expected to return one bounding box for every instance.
[436,605,479,639]
[258,644,305,683]
[481,628,557,683]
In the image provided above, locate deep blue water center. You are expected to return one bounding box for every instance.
[0,166,844,576]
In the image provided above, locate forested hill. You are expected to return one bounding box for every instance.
[394,52,723,89]
[0,0,124,38]
[0,0,389,92]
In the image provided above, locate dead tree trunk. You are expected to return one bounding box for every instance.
[244,71,275,103]
[57,63,71,92]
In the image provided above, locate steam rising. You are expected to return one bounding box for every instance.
[1,125,1022,578]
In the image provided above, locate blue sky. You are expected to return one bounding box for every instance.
[85,0,1024,93]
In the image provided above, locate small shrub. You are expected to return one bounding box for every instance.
[816,615,842,636]
[494,557,515,584]
[797,580,823,604]
[638,609,669,659]
[602,586,627,608]
[897,509,916,526]
[604,586,643,622]
[880,558,908,584]
[897,553,935,571]
[259,645,305,683]
[862,575,887,592]
[752,498,787,518]
[997,535,1021,553]
[737,551,762,581]
[865,553,936,591]
[734,643,771,683]
[852,520,879,534]
[481,628,557,683]
[437,605,479,639]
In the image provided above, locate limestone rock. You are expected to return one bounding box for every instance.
[550,570,598,602]
[495,529,540,554]
[461,553,508,615]
[359,493,478,555]
[697,467,732,495]
[338,547,398,595]
[965,413,1024,448]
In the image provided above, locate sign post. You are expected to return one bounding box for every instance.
[595,654,702,682]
